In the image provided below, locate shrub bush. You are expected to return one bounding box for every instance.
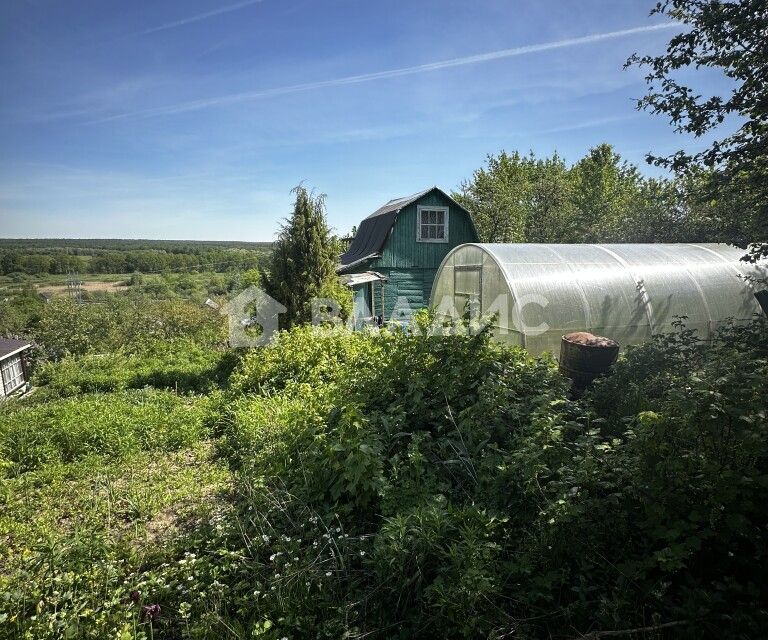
[229,324,386,395]
[189,321,768,638]
[3,319,766,639]
[33,296,226,357]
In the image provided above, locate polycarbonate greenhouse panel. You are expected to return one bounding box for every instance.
[430,243,766,356]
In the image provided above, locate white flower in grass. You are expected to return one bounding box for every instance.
[275,573,281,578]
[325,571,332,577]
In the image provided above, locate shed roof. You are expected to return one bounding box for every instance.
[338,187,473,272]
[339,271,389,287]
[0,338,31,360]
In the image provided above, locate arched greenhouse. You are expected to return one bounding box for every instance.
[430,243,767,356]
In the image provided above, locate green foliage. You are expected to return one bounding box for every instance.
[230,325,384,395]
[34,340,238,397]
[188,321,768,638]
[265,186,340,328]
[0,238,270,276]
[0,283,45,335]
[3,314,767,639]
[571,143,643,239]
[238,267,262,290]
[454,145,719,244]
[628,0,767,258]
[317,275,353,324]
[454,150,576,242]
[454,139,768,249]
[0,390,207,476]
[0,443,230,640]
[33,297,226,357]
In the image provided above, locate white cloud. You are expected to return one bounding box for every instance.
[136,0,265,36]
[95,23,679,122]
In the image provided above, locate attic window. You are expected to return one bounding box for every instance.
[417,206,449,243]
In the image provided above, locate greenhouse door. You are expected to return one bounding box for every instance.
[454,266,482,319]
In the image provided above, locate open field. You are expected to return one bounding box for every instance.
[37,280,128,297]
[0,236,270,308]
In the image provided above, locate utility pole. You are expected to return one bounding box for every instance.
[66,271,82,303]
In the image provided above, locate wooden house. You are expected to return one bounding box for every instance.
[338,187,478,325]
[0,338,31,400]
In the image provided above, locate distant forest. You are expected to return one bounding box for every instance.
[0,238,273,275]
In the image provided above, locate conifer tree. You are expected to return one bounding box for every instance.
[266,185,338,328]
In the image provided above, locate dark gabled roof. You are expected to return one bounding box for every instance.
[338,186,473,272]
[0,338,31,360]
[363,187,434,221]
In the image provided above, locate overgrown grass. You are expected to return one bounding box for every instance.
[1,318,766,639]
[0,390,209,476]
[33,340,239,397]
[0,443,231,639]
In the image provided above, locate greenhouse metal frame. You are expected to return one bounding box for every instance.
[430,243,767,356]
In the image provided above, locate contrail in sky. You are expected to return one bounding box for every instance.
[137,0,265,36]
[98,22,678,122]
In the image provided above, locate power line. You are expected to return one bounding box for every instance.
[65,271,82,303]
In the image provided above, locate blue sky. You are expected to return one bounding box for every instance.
[0,0,732,240]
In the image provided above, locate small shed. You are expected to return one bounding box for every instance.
[338,187,478,323]
[430,243,767,355]
[0,338,31,399]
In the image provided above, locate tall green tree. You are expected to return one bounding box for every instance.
[570,143,644,241]
[523,153,577,242]
[454,151,533,242]
[455,151,578,243]
[614,176,688,243]
[456,145,678,244]
[627,0,768,258]
[266,185,338,328]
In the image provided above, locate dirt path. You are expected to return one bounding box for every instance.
[37,280,126,297]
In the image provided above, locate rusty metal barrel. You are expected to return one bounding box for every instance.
[559,332,619,390]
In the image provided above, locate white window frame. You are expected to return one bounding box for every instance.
[416,205,449,243]
[1,355,25,394]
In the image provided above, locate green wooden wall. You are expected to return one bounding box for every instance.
[360,190,477,320]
